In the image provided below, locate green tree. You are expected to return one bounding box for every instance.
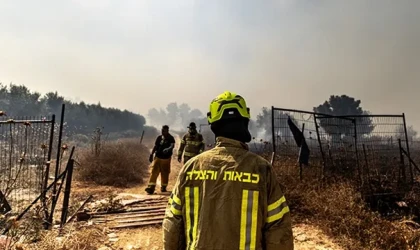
[313,95,374,140]
[0,83,146,136]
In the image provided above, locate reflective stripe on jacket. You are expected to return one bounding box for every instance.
[163,137,294,250]
[177,132,205,158]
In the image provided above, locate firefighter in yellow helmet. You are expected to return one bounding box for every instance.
[177,122,205,164]
[163,91,294,250]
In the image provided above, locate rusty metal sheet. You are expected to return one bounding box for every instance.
[87,194,170,229]
[89,204,167,216]
[109,219,164,229]
[92,211,165,222]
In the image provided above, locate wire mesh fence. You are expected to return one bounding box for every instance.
[271,107,413,195]
[410,140,420,178]
[272,108,323,179]
[316,115,410,194]
[353,115,410,194]
[0,116,54,214]
[315,115,359,180]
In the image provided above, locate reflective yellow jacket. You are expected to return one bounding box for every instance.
[163,137,294,250]
[177,132,205,159]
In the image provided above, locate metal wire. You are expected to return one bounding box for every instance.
[0,116,54,214]
[354,116,407,191]
[272,109,323,178]
[410,140,420,176]
[272,107,412,195]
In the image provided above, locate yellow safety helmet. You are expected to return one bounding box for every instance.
[207,91,250,124]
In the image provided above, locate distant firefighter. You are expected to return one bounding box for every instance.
[177,122,205,164]
[145,125,175,194]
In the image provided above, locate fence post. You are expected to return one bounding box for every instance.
[60,158,75,227]
[299,123,305,182]
[48,104,65,228]
[362,144,373,194]
[402,113,413,185]
[398,139,406,186]
[42,114,55,229]
[353,119,362,185]
[271,106,276,156]
[314,115,326,181]
[140,130,145,144]
[48,146,75,228]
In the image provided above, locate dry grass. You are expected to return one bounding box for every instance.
[279,173,420,250]
[76,138,150,187]
[27,224,106,250]
[269,139,420,249]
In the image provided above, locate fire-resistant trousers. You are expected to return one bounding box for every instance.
[147,157,171,188]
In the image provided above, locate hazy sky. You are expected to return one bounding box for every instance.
[1,0,419,129]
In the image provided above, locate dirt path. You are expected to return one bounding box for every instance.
[70,135,343,250]
[104,223,343,250]
[104,154,343,250]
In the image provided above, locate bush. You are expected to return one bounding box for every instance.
[76,137,150,187]
[278,173,419,249]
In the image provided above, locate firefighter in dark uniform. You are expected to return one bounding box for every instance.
[177,122,205,164]
[145,125,175,194]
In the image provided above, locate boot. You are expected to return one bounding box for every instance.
[161,186,167,192]
[145,185,155,195]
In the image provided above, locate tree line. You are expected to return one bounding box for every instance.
[0,83,146,135]
[149,95,418,143]
[2,83,416,142]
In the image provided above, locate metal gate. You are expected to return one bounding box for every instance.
[0,115,55,214]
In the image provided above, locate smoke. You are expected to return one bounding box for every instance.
[141,0,420,131]
[1,1,419,130]
[192,0,420,130]
[146,102,207,132]
[147,103,271,142]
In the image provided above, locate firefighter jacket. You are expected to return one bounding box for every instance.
[163,137,294,250]
[177,132,205,159]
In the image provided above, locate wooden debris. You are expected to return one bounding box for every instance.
[85,193,170,229]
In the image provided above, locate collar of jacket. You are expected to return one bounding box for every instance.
[215,136,249,151]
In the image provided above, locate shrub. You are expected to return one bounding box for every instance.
[76,136,150,187]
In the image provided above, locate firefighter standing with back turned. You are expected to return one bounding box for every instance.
[177,122,205,165]
[163,91,294,250]
[145,125,175,195]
